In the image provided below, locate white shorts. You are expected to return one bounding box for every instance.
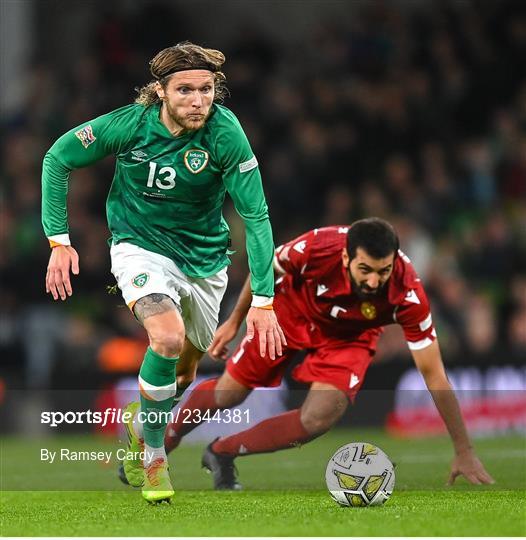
[110,242,228,352]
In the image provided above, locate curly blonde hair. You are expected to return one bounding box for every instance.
[135,41,228,106]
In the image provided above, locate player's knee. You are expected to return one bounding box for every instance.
[149,331,185,358]
[300,401,346,435]
[300,385,348,435]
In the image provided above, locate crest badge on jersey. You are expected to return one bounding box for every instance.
[184,149,209,174]
[360,302,377,320]
[74,125,96,148]
[132,272,149,288]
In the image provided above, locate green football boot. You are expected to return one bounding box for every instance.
[120,401,145,488]
[142,458,174,504]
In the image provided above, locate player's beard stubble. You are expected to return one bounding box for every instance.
[347,266,387,300]
[164,100,211,132]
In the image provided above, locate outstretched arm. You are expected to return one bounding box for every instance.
[42,105,140,301]
[411,341,495,485]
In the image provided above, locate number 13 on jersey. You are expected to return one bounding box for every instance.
[147,161,176,190]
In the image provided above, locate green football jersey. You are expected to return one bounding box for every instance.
[41,102,275,297]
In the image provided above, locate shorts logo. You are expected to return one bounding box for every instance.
[184,149,209,174]
[132,272,149,288]
[360,302,377,320]
[74,125,96,148]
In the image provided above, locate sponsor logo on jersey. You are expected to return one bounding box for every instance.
[349,373,360,389]
[184,149,209,174]
[405,289,420,304]
[132,272,149,288]
[360,302,377,320]
[238,155,258,173]
[317,283,329,296]
[131,150,148,161]
[293,240,306,254]
[74,125,96,148]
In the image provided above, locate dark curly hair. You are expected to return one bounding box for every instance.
[347,217,399,260]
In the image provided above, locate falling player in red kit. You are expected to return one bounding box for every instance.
[161,217,494,488]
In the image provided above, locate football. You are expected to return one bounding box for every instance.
[325,442,395,507]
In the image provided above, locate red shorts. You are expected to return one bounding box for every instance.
[225,335,375,400]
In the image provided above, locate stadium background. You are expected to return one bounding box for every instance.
[1,0,525,437]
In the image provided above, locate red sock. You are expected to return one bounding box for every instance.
[164,378,219,453]
[212,409,313,457]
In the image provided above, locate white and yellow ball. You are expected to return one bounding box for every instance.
[325,442,395,507]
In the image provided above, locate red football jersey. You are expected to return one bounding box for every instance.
[273,226,437,352]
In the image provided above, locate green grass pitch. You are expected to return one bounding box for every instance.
[1,429,525,536]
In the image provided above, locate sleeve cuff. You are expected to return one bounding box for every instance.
[407,330,437,351]
[48,233,71,247]
[251,295,273,308]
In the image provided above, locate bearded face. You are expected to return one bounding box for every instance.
[157,70,215,135]
[344,247,395,299]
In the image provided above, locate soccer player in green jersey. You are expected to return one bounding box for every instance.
[41,42,286,503]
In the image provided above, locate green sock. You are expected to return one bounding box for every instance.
[138,347,178,448]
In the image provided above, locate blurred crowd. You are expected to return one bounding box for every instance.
[1,0,525,389]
